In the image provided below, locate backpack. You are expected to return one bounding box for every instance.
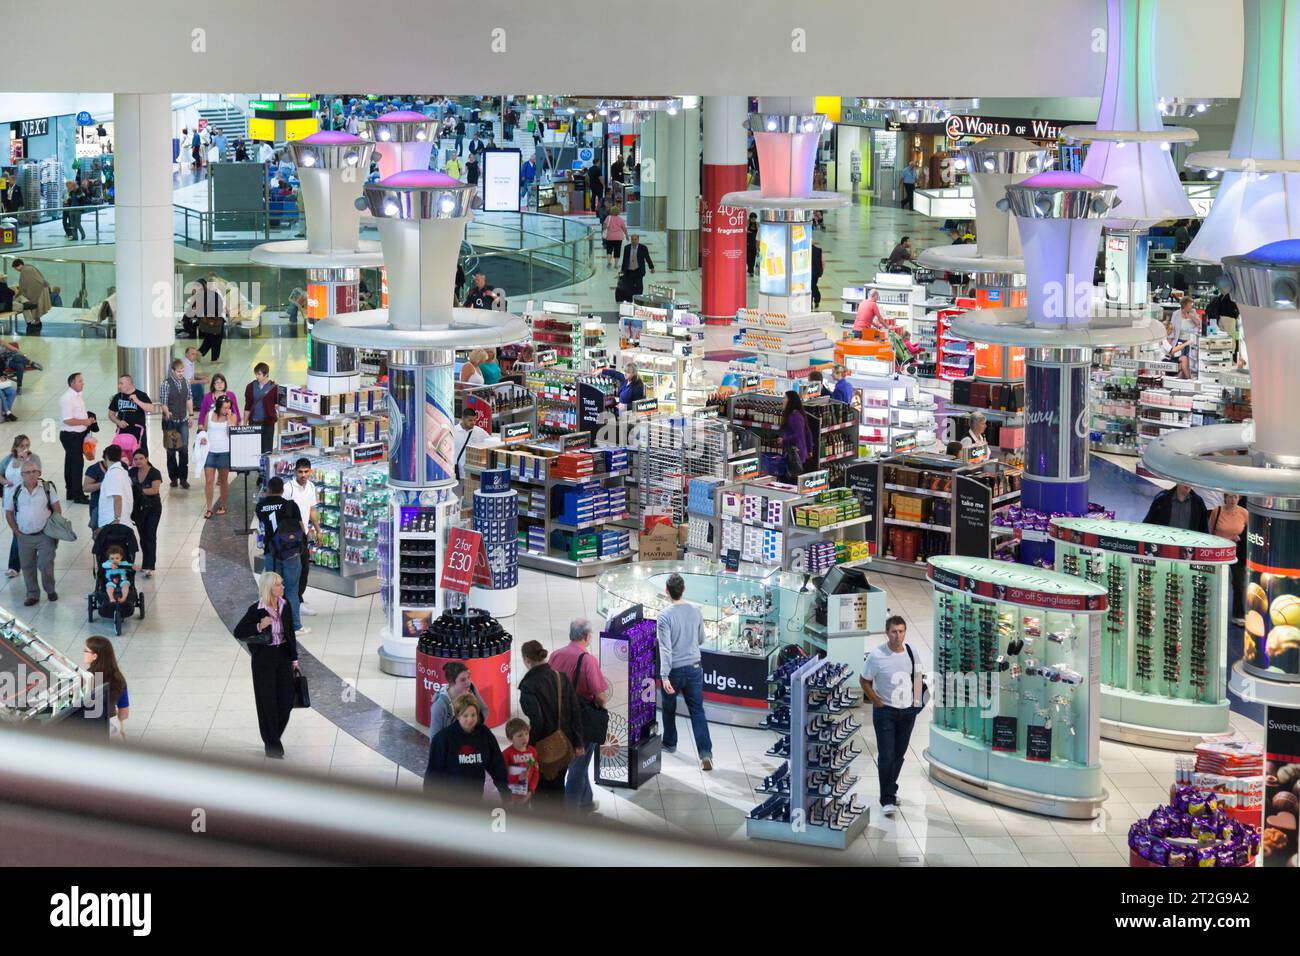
[271,520,303,559]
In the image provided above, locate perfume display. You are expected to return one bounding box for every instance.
[1051,518,1234,744]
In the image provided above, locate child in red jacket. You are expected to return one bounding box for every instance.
[503,717,539,803]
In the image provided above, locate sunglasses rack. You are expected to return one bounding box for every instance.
[748,655,869,849]
[1050,517,1234,748]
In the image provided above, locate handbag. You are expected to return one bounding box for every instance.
[292,670,311,708]
[162,422,183,450]
[533,670,575,781]
[38,482,77,542]
[570,652,610,745]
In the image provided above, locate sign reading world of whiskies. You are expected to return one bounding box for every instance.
[945,114,1074,142]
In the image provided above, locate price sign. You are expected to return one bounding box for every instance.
[441,527,492,594]
[1026,724,1052,762]
[722,549,741,572]
[502,421,532,444]
[798,469,830,494]
[991,715,1018,752]
[741,375,760,392]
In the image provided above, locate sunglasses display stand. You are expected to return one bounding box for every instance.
[0,609,93,724]
[748,654,870,848]
[1051,517,1234,750]
[924,555,1109,819]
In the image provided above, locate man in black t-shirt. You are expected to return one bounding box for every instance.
[254,476,308,633]
[462,273,499,310]
[107,374,156,457]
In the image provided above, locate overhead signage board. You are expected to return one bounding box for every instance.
[945,114,1074,142]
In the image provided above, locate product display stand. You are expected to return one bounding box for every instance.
[1051,518,1234,749]
[468,468,519,618]
[460,382,536,442]
[0,609,91,724]
[594,604,662,790]
[748,655,869,849]
[924,555,1109,819]
[849,372,938,459]
[714,478,872,574]
[527,301,604,370]
[414,607,513,729]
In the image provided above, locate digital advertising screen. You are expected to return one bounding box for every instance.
[789,222,812,296]
[758,222,788,296]
[482,149,522,212]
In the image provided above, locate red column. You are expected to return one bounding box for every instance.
[700,164,748,323]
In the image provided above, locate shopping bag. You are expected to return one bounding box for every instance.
[191,433,208,475]
[82,437,96,462]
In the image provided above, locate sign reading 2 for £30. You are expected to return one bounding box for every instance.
[441,527,492,593]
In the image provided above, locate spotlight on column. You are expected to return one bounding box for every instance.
[362,110,441,181]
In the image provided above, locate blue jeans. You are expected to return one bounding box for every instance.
[0,383,15,415]
[871,705,920,806]
[266,552,303,629]
[661,663,712,759]
[565,737,596,809]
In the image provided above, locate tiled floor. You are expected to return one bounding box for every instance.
[0,196,1264,865]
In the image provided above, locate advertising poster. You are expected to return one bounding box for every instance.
[1264,706,1300,867]
[1245,511,1300,679]
[789,222,812,295]
[1024,364,1060,478]
[387,366,454,486]
[758,222,788,296]
[482,149,521,213]
[700,163,748,322]
[305,282,329,321]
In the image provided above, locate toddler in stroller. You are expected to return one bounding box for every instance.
[87,523,146,635]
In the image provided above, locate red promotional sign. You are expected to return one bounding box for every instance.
[442,527,492,593]
[416,649,512,727]
[700,163,748,324]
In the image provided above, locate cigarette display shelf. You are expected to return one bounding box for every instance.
[635,415,752,530]
[840,273,929,333]
[850,372,937,461]
[935,308,975,381]
[526,369,617,437]
[748,654,869,849]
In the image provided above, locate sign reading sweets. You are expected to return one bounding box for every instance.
[441,527,492,593]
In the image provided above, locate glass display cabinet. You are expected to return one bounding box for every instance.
[1051,517,1234,750]
[925,555,1108,819]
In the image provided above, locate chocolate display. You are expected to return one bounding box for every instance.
[1128,786,1260,867]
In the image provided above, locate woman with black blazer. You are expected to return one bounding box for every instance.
[234,571,300,758]
[517,639,584,799]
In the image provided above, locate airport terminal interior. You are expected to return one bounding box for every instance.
[2,0,1298,870]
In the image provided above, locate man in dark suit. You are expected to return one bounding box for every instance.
[618,235,655,300]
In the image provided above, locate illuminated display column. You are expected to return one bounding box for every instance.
[1063,0,1196,305]
[113,93,175,396]
[249,131,377,394]
[310,170,528,675]
[700,96,748,324]
[1185,0,1300,263]
[722,113,848,317]
[362,110,438,181]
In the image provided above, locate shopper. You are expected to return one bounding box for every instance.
[107,374,155,458]
[618,235,655,300]
[129,450,162,578]
[900,160,920,208]
[12,259,51,331]
[243,362,279,453]
[518,639,584,798]
[551,617,610,813]
[233,571,300,758]
[282,458,319,616]
[198,373,240,427]
[1210,493,1249,624]
[478,348,502,386]
[6,458,63,607]
[657,574,714,770]
[860,615,926,817]
[452,408,489,481]
[96,444,133,530]
[745,213,758,277]
[503,717,540,804]
[423,694,509,801]
[254,476,307,634]
[1144,483,1209,532]
[0,367,14,422]
[82,446,112,534]
[779,391,812,480]
[429,661,490,732]
[603,204,628,267]
[84,635,130,738]
[465,153,480,187]
[158,359,193,490]
[198,394,234,519]
[807,369,832,398]
[960,412,989,463]
[811,240,824,309]
[0,435,40,578]
[59,372,95,503]
[194,276,228,361]
[459,349,487,386]
[886,236,915,273]
[618,365,645,409]
[182,346,208,409]
[1170,297,1200,379]
[462,273,499,310]
[831,365,854,405]
[853,289,884,337]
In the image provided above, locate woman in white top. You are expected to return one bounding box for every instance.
[1170,299,1199,379]
[459,348,486,385]
[960,412,989,463]
[198,394,234,519]
[0,434,39,577]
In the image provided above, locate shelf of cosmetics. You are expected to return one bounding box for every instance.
[0,610,89,723]
[526,305,605,370]
[748,656,870,845]
[1088,354,1251,456]
[261,452,388,573]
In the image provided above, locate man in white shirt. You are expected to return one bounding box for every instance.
[97,445,134,530]
[860,615,926,817]
[257,141,275,165]
[59,371,95,504]
[5,461,62,606]
[452,408,490,481]
[282,457,319,616]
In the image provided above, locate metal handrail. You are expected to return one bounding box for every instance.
[0,202,113,252]
[0,724,818,866]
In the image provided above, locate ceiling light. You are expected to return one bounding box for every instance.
[439,195,456,213]
[1115,141,1126,149]
[300,153,316,167]
[1206,169,1219,179]
[1196,103,1208,113]
[598,108,608,116]
[983,159,995,171]
[766,119,777,131]
[1159,141,1170,151]
[383,201,399,216]
[379,130,391,141]
[954,158,966,171]
[346,152,359,165]
[567,107,575,114]
[667,106,678,116]
[907,110,918,122]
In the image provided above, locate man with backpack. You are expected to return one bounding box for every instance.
[254,476,309,634]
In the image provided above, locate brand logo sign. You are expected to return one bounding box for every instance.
[945,114,1069,142]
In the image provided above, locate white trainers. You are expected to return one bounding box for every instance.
[300,602,317,616]
[881,802,897,817]
[296,625,312,635]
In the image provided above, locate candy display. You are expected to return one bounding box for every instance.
[1128,787,1259,867]
[594,608,661,790]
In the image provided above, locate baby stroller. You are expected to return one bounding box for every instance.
[87,523,146,635]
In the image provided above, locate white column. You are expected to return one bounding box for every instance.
[638,111,670,230]
[665,105,701,271]
[114,93,175,396]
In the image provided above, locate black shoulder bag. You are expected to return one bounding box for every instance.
[570,652,610,745]
[904,644,931,710]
